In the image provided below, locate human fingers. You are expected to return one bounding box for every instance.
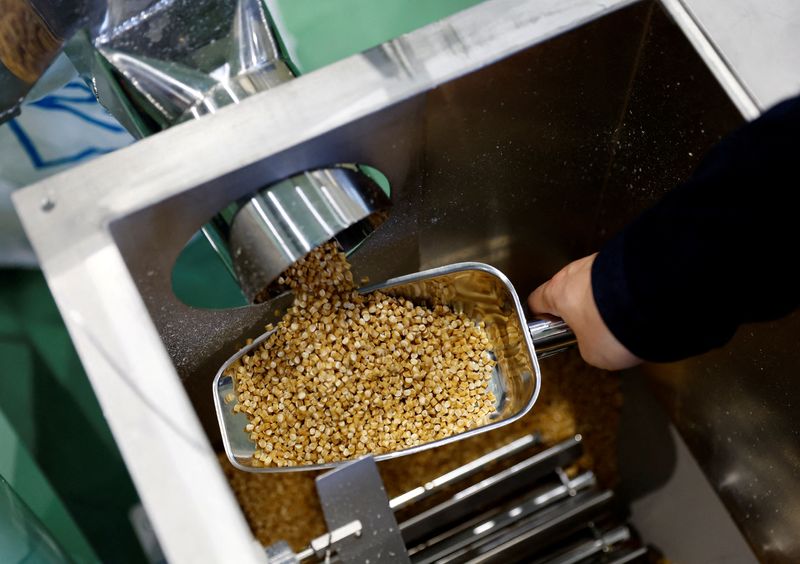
[528,254,596,318]
[527,254,641,370]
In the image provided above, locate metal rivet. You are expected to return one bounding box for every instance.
[41,198,55,212]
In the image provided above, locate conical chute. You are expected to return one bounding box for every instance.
[229,0,282,76]
[99,48,219,127]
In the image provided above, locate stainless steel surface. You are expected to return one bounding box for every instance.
[527,319,577,360]
[94,0,234,48]
[291,435,553,563]
[13,0,790,560]
[390,434,541,511]
[214,327,276,470]
[229,167,391,302]
[215,262,542,472]
[545,526,632,564]
[397,426,649,563]
[191,0,294,122]
[316,457,409,564]
[401,436,584,546]
[93,0,240,77]
[606,547,650,564]
[178,63,295,122]
[96,0,389,303]
[97,48,220,127]
[409,471,597,563]
[621,413,758,564]
[398,427,652,564]
[299,520,363,562]
[265,541,299,564]
[659,0,760,120]
[0,0,265,124]
[649,330,800,562]
[228,0,281,76]
[460,490,616,564]
[95,0,295,128]
[673,0,800,112]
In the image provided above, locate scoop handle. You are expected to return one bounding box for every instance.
[527,318,577,359]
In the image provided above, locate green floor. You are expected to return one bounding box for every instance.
[0,1,483,561]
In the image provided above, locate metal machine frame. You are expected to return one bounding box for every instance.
[12,0,799,561]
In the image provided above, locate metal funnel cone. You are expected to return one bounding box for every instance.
[99,48,219,127]
[229,0,283,77]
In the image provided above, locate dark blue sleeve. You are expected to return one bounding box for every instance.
[591,94,800,362]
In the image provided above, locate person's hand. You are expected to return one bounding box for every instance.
[528,254,642,370]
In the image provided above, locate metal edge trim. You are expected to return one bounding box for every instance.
[659,0,761,119]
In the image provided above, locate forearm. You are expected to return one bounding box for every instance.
[592,94,800,362]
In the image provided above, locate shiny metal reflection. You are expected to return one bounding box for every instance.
[97,0,293,128]
[97,46,293,127]
[97,0,384,305]
[229,0,281,76]
[98,49,219,127]
[214,262,569,473]
[228,166,391,302]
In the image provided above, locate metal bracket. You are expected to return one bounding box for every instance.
[316,457,410,564]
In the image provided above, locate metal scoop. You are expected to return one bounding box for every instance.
[213,262,575,472]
